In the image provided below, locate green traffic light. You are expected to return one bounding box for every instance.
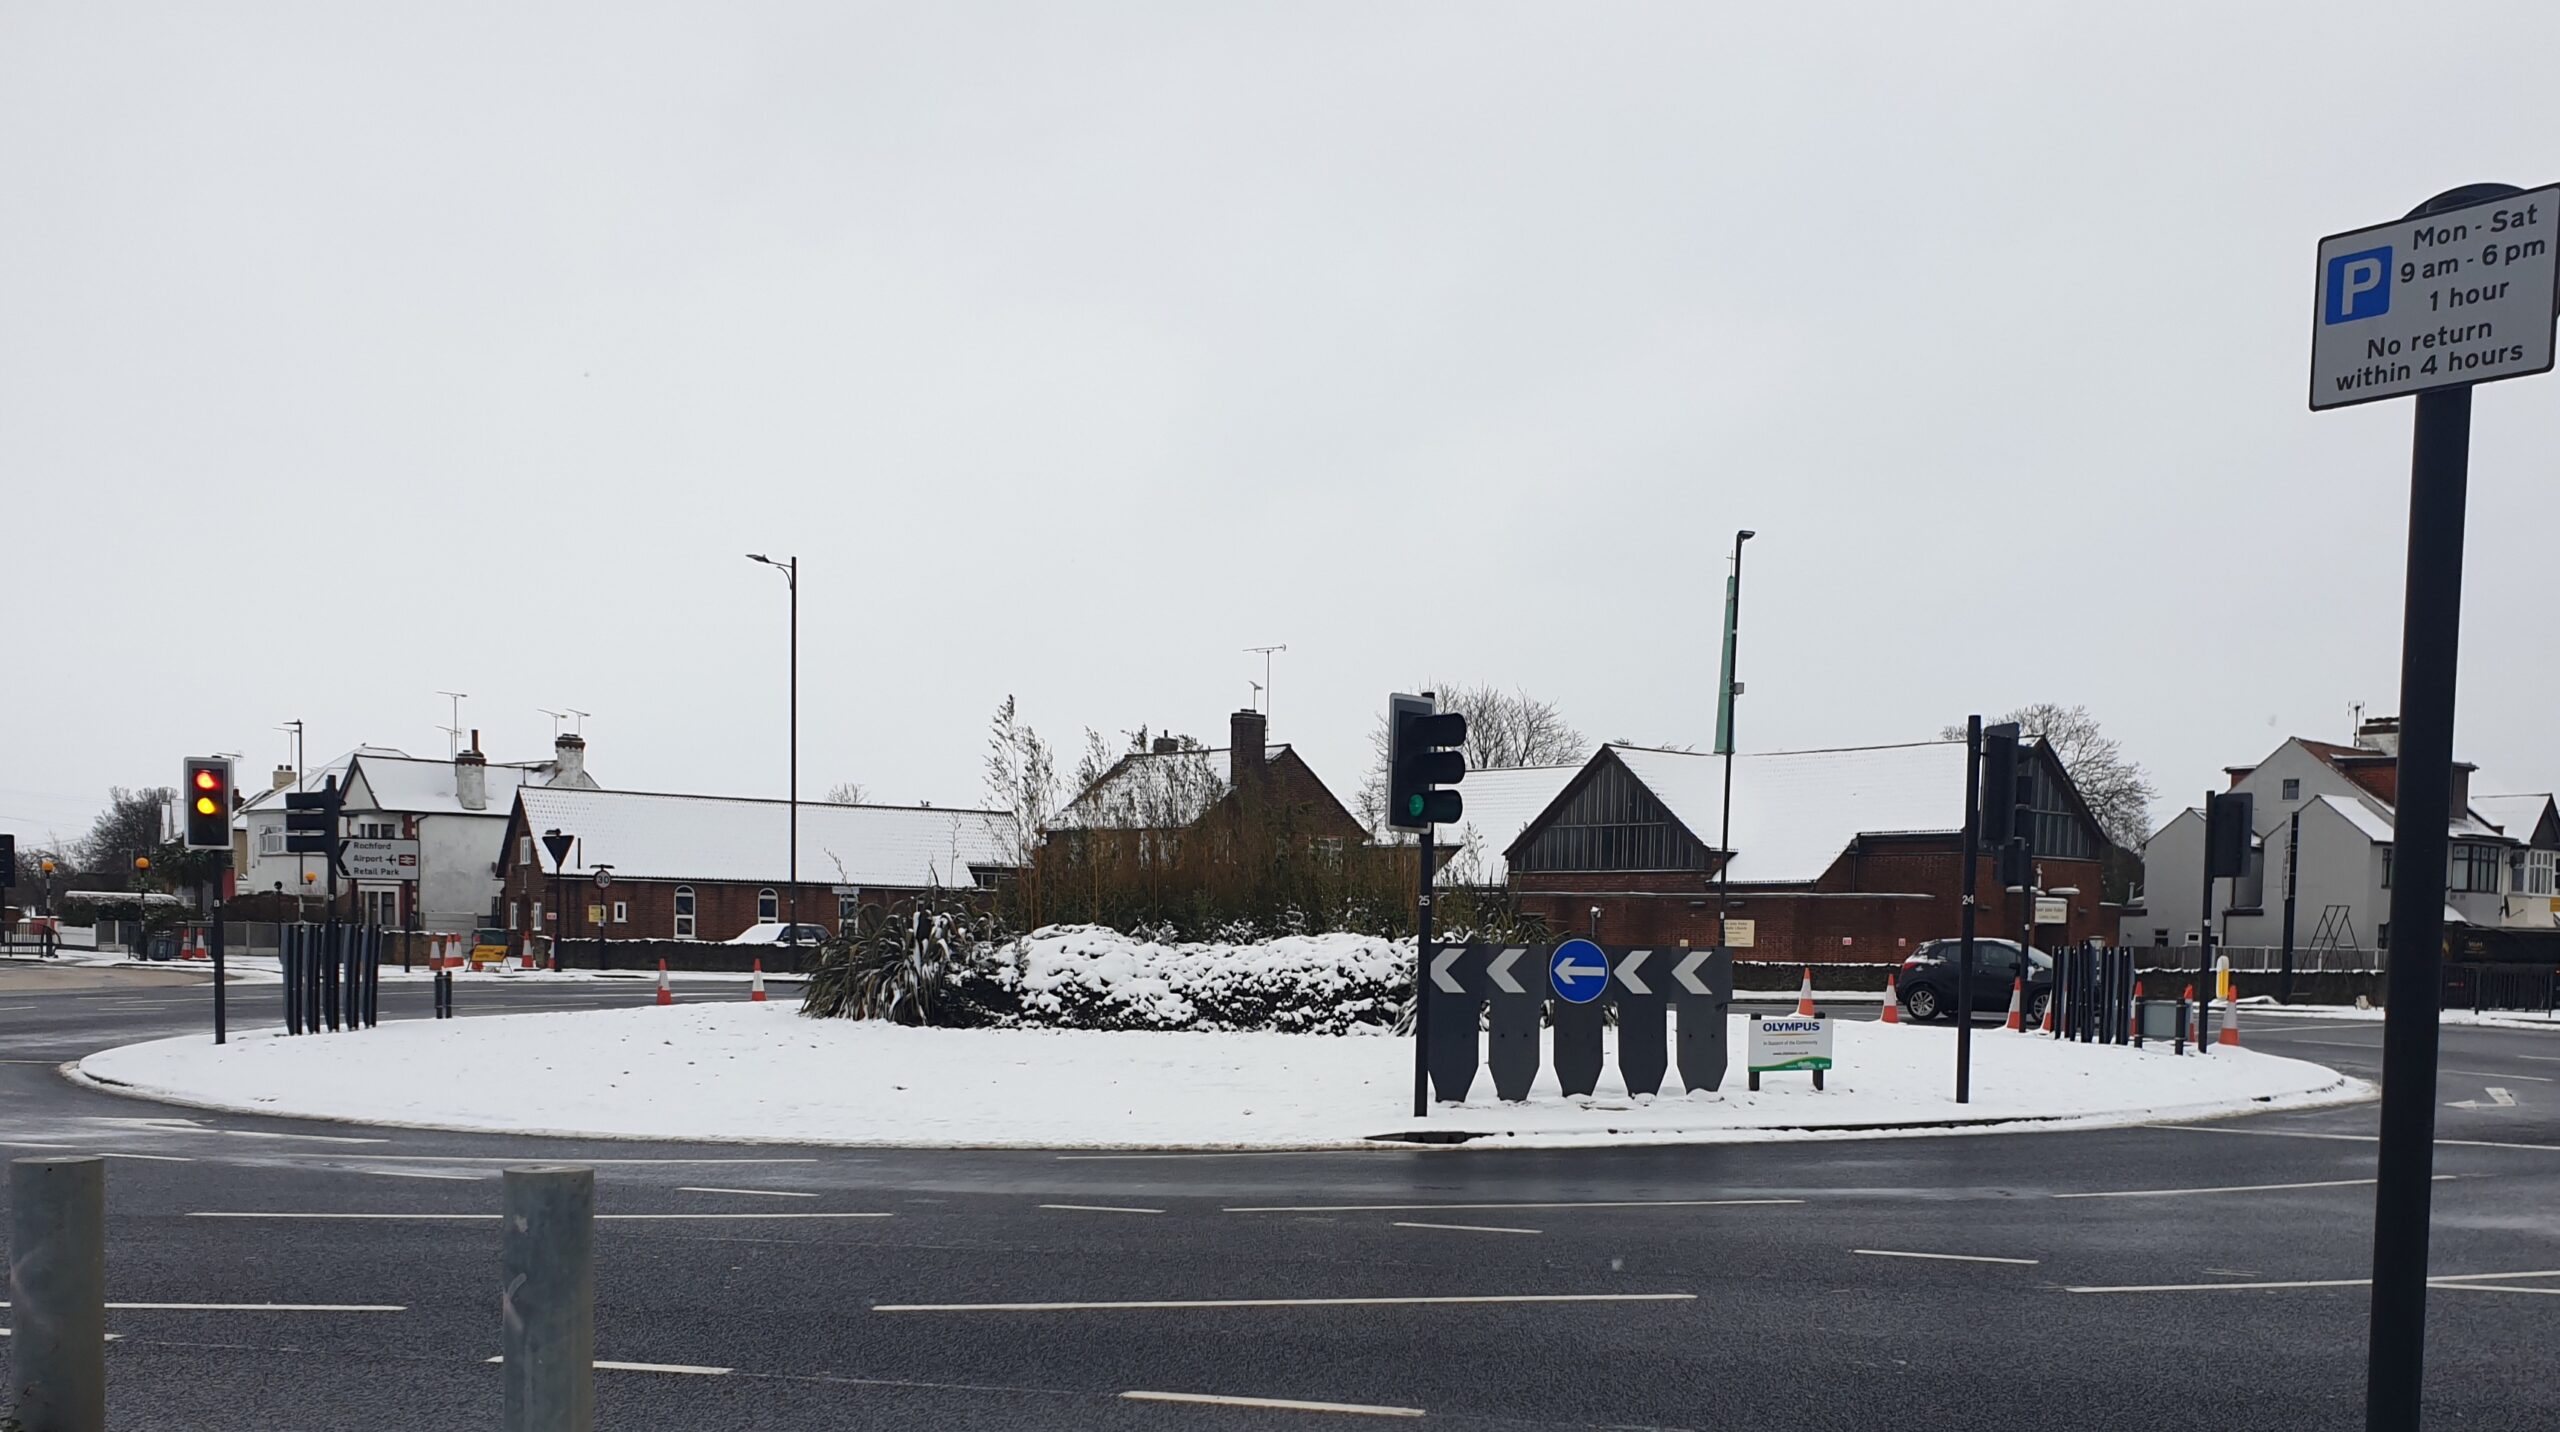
[1405,794,1425,818]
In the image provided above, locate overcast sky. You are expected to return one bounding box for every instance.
[5,2,2558,852]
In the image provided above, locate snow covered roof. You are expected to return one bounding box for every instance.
[348,755,550,816]
[236,747,409,815]
[1594,741,1974,885]
[2315,794,2396,843]
[2309,792,2523,846]
[1050,746,1288,832]
[1437,763,1584,886]
[2473,793,2557,846]
[512,786,1018,888]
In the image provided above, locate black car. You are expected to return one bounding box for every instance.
[1894,939,2053,1024]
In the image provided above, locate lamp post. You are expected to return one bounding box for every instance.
[747,554,800,950]
[1715,529,1756,948]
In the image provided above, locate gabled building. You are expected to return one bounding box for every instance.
[496,786,1018,944]
[1049,709,1367,858]
[2122,717,2560,956]
[1497,739,2113,960]
[335,733,602,933]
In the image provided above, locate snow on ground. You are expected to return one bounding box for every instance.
[2241,1000,2560,1033]
[78,1002,2366,1150]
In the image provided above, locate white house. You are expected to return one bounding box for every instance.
[335,733,602,933]
[2122,717,2560,958]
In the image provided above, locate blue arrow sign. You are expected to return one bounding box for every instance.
[1549,939,1609,1004]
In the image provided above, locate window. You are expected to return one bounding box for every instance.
[357,821,396,839]
[673,886,697,939]
[838,893,860,925]
[2378,921,2390,950]
[2451,843,2502,894]
[360,889,399,926]
[258,829,285,856]
[507,900,520,931]
[519,836,531,866]
[757,888,779,923]
[2514,849,2530,896]
[2281,778,2300,801]
[612,901,627,924]
[2381,847,2393,889]
[2529,851,2559,898]
[2152,928,2170,947]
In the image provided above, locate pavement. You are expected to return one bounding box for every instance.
[2,972,2556,1429]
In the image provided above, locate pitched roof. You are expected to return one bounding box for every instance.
[2314,793,2396,843]
[1437,763,1584,886]
[1050,745,1285,832]
[2306,791,2521,845]
[346,754,556,816]
[2472,793,2558,846]
[236,747,409,814]
[512,786,1018,887]
[1599,740,1981,884]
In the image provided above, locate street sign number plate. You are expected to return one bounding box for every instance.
[2310,184,2558,410]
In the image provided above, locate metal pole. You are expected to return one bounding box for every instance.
[211,890,227,1046]
[501,1165,595,1432]
[1715,531,1750,948]
[9,1156,106,1432]
[2280,808,2302,1004]
[1955,715,1980,1103]
[1412,825,1434,1118]
[788,556,798,947]
[2196,790,2218,1055]
[2364,379,2474,1432]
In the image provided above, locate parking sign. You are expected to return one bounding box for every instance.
[2309,184,2559,410]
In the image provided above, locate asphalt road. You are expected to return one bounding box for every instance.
[2,963,2555,1430]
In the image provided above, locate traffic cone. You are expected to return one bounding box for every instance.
[2003,976,2024,1032]
[2039,980,2056,1035]
[2219,980,2242,1048]
[1880,972,1900,1025]
[2130,979,2144,1043]
[1796,967,1816,1016]
[655,959,674,1006]
[2184,984,2199,1046]
[749,959,768,1003]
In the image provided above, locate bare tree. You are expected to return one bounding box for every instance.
[80,787,170,885]
[1359,683,1588,833]
[1941,703,2157,850]
[823,781,869,805]
[982,695,1059,923]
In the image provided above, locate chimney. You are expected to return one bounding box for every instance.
[455,730,488,812]
[1230,709,1268,787]
[553,732,587,787]
[2449,764,2472,823]
[1151,735,1181,755]
[2356,714,2401,756]
[270,765,297,792]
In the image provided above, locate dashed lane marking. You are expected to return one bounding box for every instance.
[681,1186,819,1199]
[875,1292,1695,1313]
[1123,1390,1424,1418]
[1225,1198,1800,1213]
[1852,1249,2037,1265]
[2052,1175,2452,1200]
[2068,1269,2560,1295]
[486,1356,732,1375]
[1039,1204,1165,1215]
[0,1301,405,1313]
[189,1211,891,1222]
[1393,1222,1540,1235]
[2160,1125,2560,1153]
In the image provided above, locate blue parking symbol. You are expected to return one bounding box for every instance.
[2324,245,2392,324]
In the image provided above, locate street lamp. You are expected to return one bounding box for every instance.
[746,553,800,950]
[1716,529,1756,949]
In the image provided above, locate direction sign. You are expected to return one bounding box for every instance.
[337,839,420,883]
[1548,939,1608,1004]
[2310,184,2558,410]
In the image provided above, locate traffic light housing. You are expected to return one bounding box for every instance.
[1386,692,1467,832]
[2205,790,2255,879]
[182,756,235,851]
[283,779,341,856]
[1979,722,2023,845]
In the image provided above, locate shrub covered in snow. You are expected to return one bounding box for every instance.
[981,925,1408,1034]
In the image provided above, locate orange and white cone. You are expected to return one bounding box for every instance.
[2039,980,2056,1035]
[2003,976,2024,1032]
[2219,980,2241,1047]
[1796,967,1817,1017]
[1880,972,1900,1025]
[749,959,767,1003]
[2129,979,2144,1043]
[655,958,674,1007]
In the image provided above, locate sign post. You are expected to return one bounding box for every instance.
[1744,1013,1833,1092]
[2311,182,2559,1432]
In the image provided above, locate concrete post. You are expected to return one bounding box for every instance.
[9,1156,107,1432]
[501,1165,594,1432]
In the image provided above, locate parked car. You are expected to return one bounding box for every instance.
[724,922,830,947]
[1895,939,2053,1024]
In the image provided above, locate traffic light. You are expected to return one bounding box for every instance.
[182,756,235,851]
[284,779,341,856]
[1979,722,2023,844]
[1386,692,1468,832]
[2205,790,2255,879]
[0,833,14,889]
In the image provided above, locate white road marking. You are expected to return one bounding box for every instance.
[2161,1125,2560,1153]
[341,1156,820,1165]
[0,1329,123,1340]
[2433,1282,2560,1296]
[2448,1088,2520,1109]
[2069,1269,2560,1295]
[1040,1204,1165,1215]
[681,1186,819,1199]
[99,1153,194,1163]
[2517,1055,2560,1064]
[1123,1390,1423,1418]
[1852,1249,2038,1265]
[1394,1222,1540,1235]
[351,1169,483,1181]
[191,1213,495,1221]
[2445,1069,2551,1083]
[1226,1198,1800,1213]
[2053,1175,2453,1200]
[597,1212,891,1221]
[108,1302,401,1312]
[215,1130,389,1145]
[485,1356,732,1375]
[875,1292,1694,1313]
[1057,1151,1371,1161]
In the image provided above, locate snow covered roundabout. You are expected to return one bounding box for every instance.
[74,1002,2370,1150]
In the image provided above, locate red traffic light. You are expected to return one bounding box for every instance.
[194,769,221,790]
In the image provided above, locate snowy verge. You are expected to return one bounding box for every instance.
[2240,1000,2559,1033]
[75,1004,2367,1151]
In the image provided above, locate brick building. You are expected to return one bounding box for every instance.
[1049,709,1368,853]
[496,786,1018,945]
[1491,740,2114,962]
